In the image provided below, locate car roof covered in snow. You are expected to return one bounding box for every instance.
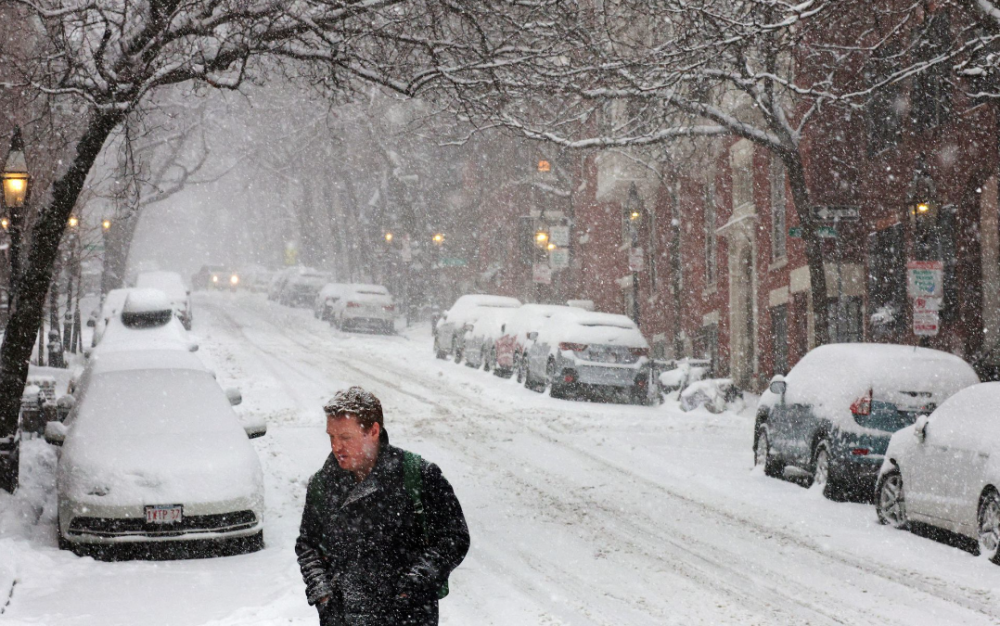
[122,288,172,315]
[782,343,978,427]
[346,283,389,295]
[446,295,522,323]
[541,309,648,348]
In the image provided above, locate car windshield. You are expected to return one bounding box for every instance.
[73,369,237,438]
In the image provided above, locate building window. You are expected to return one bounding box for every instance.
[911,10,952,131]
[770,305,789,375]
[704,182,717,288]
[771,158,787,262]
[828,296,864,343]
[868,224,907,338]
[864,42,903,156]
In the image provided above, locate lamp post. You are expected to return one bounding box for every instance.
[1,128,30,307]
[0,128,29,494]
[625,184,643,328]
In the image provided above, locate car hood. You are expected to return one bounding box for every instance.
[60,432,263,506]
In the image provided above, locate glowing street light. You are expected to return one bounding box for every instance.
[1,129,29,210]
[385,232,394,243]
[102,218,112,231]
[535,230,549,245]
[432,233,445,245]
[67,215,79,228]
[1,217,9,231]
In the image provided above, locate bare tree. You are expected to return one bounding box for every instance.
[0,0,570,492]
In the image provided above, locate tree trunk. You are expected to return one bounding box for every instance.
[0,111,122,493]
[785,154,830,347]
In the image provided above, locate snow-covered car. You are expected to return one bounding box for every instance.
[524,309,651,402]
[280,268,331,308]
[329,284,394,333]
[462,307,514,371]
[494,304,581,381]
[135,270,192,330]
[90,288,131,347]
[90,289,198,358]
[434,294,521,362]
[875,382,1000,563]
[44,349,265,557]
[754,343,979,500]
[314,283,349,321]
[658,357,712,394]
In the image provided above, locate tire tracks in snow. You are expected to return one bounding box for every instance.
[205,297,1000,625]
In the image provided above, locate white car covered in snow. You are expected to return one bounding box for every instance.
[876,382,1000,564]
[45,349,265,557]
[494,304,582,381]
[90,289,198,358]
[135,270,193,330]
[462,307,514,371]
[434,294,521,362]
[524,309,651,402]
[331,284,395,333]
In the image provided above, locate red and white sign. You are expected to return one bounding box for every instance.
[145,504,183,524]
[629,247,644,272]
[533,263,552,285]
[913,297,940,337]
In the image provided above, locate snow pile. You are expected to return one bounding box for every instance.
[679,378,743,413]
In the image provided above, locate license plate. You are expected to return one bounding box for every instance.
[145,504,183,524]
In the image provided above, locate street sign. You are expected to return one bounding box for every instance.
[549,247,569,269]
[84,244,104,252]
[907,260,944,298]
[533,263,552,284]
[629,247,644,272]
[913,296,940,337]
[788,226,837,238]
[811,205,860,221]
[439,257,467,267]
[550,225,570,247]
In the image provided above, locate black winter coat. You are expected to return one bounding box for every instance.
[296,430,470,626]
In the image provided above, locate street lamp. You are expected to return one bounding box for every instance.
[2,127,29,295]
[102,218,112,231]
[385,232,394,243]
[535,230,549,246]
[432,233,445,245]
[67,215,79,229]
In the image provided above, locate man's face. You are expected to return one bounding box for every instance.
[326,414,381,474]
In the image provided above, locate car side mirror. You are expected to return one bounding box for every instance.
[226,388,243,406]
[914,415,929,443]
[527,331,538,341]
[44,421,68,446]
[769,377,787,396]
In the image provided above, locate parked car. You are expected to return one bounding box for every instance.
[45,348,266,557]
[462,307,513,371]
[331,284,394,333]
[191,264,238,291]
[434,295,522,362]
[91,289,198,358]
[314,283,349,321]
[523,309,652,402]
[754,343,979,500]
[494,304,581,381]
[280,268,331,308]
[135,270,192,330]
[875,381,1000,563]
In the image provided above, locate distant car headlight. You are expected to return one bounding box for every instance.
[230,274,240,286]
[212,275,219,283]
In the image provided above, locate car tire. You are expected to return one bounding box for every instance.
[811,439,844,500]
[453,340,463,365]
[876,469,908,529]
[434,338,447,360]
[978,489,1000,563]
[482,349,491,372]
[515,354,525,384]
[754,428,784,478]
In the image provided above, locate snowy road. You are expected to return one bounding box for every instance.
[4,292,1000,625]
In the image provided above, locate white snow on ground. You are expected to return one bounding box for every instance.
[3,292,1000,624]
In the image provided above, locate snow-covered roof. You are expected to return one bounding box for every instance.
[122,288,172,315]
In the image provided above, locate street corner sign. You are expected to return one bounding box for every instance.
[913,296,940,337]
[533,263,552,285]
[907,260,944,298]
[550,225,570,247]
[628,247,644,272]
[549,247,569,269]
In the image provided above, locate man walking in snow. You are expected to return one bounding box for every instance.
[296,386,470,626]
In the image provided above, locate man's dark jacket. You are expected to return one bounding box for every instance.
[296,430,470,626]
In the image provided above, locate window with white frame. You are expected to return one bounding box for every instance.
[771,158,787,262]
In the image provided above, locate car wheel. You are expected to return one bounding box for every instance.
[979,490,1000,563]
[515,354,525,384]
[754,428,783,478]
[482,349,491,372]
[453,342,463,365]
[876,469,908,529]
[812,440,843,500]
